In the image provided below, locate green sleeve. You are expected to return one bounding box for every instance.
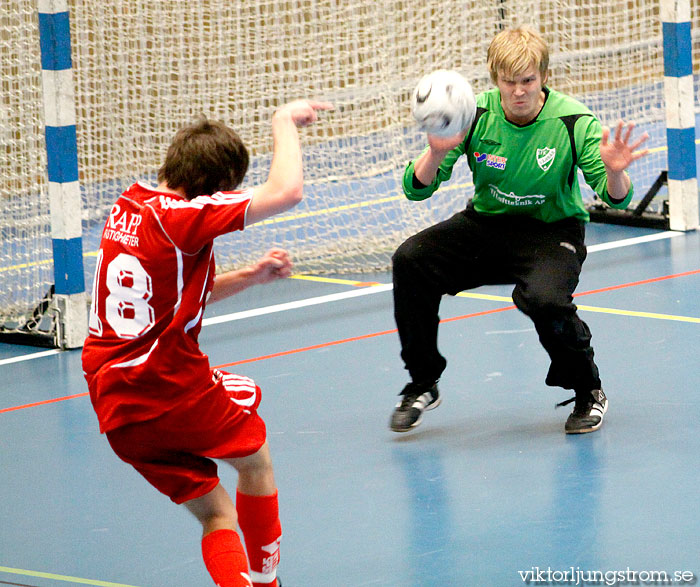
[402,143,466,201]
[576,116,634,209]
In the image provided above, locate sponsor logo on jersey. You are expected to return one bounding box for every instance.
[536,147,556,171]
[103,203,141,247]
[488,184,546,206]
[474,152,507,170]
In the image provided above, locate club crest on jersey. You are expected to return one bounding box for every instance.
[474,152,507,170]
[536,147,555,171]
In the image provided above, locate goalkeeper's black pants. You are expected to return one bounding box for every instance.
[391,205,602,393]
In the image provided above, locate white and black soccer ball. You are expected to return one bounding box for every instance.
[411,69,476,138]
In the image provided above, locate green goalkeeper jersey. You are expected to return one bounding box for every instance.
[403,87,633,223]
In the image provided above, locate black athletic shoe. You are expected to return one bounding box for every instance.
[558,389,608,434]
[390,382,441,432]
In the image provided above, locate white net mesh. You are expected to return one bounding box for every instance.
[2,0,699,330]
[0,3,53,330]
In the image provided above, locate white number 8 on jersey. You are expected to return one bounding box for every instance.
[90,251,156,339]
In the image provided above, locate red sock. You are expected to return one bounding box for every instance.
[201,529,252,587]
[236,490,282,587]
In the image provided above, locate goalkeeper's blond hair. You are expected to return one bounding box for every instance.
[487,25,549,85]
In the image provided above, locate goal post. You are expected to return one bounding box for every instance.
[1,0,698,348]
[39,0,88,349]
[662,0,699,231]
[587,0,699,230]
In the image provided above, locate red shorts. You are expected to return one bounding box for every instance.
[106,370,267,504]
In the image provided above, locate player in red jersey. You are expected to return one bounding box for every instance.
[82,99,332,587]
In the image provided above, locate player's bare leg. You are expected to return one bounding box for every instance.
[185,483,253,587]
[225,441,276,496]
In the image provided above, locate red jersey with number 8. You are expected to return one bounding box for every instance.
[82,182,252,433]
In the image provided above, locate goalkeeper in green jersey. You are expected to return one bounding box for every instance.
[390,25,649,434]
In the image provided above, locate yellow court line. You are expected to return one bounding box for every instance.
[290,275,699,323]
[457,291,700,323]
[0,566,140,587]
[575,304,700,323]
[291,274,376,286]
[291,277,513,302]
[456,291,513,302]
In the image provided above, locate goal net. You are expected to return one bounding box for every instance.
[1,0,698,342]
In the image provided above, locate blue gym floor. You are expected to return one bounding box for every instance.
[1,222,698,587]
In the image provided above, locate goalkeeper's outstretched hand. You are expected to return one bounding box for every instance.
[600,120,649,173]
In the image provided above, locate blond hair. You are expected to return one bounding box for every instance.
[487,25,549,85]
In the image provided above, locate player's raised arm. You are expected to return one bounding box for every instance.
[600,119,649,200]
[246,99,333,226]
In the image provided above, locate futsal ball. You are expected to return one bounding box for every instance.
[411,69,476,138]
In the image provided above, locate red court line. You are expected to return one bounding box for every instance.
[0,306,515,413]
[574,268,700,297]
[0,392,89,414]
[217,305,517,368]
[217,327,398,368]
[2,269,697,414]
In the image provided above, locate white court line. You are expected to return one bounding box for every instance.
[0,230,684,367]
[0,348,61,366]
[203,230,683,325]
[202,283,393,326]
[587,230,682,252]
